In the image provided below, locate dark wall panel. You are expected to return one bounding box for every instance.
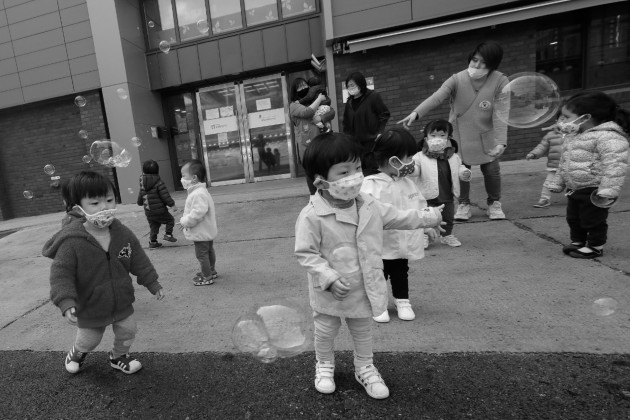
[263,26,287,67]
[178,45,201,84]
[219,36,243,75]
[147,53,162,89]
[198,41,221,80]
[309,17,323,57]
[241,31,264,71]
[158,50,181,87]
[286,20,311,62]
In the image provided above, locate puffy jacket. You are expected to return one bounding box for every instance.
[528,130,564,169]
[180,183,218,241]
[361,173,426,261]
[548,121,629,197]
[294,192,442,318]
[137,174,175,217]
[42,218,161,328]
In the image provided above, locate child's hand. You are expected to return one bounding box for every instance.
[329,279,350,301]
[177,221,184,231]
[526,153,535,160]
[64,307,77,325]
[426,227,441,242]
[156,289,165,300]
[170,206,179,214]
[460,168,472,182]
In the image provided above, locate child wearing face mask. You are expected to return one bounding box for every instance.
[546,91,629,259]
[179,159,218,285]
[43,171,165,375]
[360,126,435,323]
[295,132,443,400]
[412,120,472,248]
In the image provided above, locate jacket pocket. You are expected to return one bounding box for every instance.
[79,283,113,319]
[480,130,496,154]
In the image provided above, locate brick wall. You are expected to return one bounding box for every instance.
[0,91,114,220]
[333,21,630,161]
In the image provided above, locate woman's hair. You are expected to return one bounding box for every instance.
[183,159,206,182]
[62,171,116,212]
[564,91,630,133]
[142,159,159,174]
[290,77,308,102]
[302,132,363,180]
[468,41,504,71]
[345,72,367,95]
[363,127,418,175]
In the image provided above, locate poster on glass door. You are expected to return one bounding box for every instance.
[248,108,285,129]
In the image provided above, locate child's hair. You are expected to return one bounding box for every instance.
[142,159,159,175]
[62,171,117,212]
[307,76,322,87]
[183,159,206,182]
[564,91,630,134]
[302,132,363,180]
[423,119,453,138]
[363,127,417,175]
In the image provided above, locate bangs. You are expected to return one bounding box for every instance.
[302,132,363,179]
[63,171,115,211]
[423,120,453,137]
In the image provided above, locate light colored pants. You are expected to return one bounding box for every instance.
[540,170,557,200]
[313,311,373,370]
[74,314,137,358]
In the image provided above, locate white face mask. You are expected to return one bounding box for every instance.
[467,67,489,79]
[388,156,415,177]
[347,87,360,97]
[318,172,364,201]
[75,206,117,229]
[426,136,448,152]
[181,178,196,189]
[556,115,591,136]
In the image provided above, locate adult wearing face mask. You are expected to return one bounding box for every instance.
[290,77,326,194]
[342,72,391,172]
[398,41,509,220]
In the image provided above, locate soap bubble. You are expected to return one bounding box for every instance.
[89,140,132,168]
[159,40,170,54]
[78,130,88,139]
[147,20,155,28]
[82,154,92,164]
[23,190,33,199]
[127,188,134,195]
[130,137,142,147]
[74,96,87,107]
[116,88,129,100]
[197,19,210,34]
[43,164,55,175]
[495,72,561,128]
[232,298,311,363]
[592,297,618,316]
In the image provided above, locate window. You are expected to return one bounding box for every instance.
[209,0,243,34]
[586,5,629,88]
[536,22,582,91]
[281,0,316,19]
[244,0,278,26]
[144,0,177,49]
[175,0,209,42]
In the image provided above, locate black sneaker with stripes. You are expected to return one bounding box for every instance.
[109,352,142,374]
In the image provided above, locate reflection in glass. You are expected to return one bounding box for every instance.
[165,93,199,188]
[176,0,209,42]
[209,0,243,34]
[281,0,316,19]
[144,0,176,49]
[244,0,278,27]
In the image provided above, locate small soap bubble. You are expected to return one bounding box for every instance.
[78,130,89,139]
[130,137,142,147]
[429,75,435,80]
[74,96,87,107]
[116,88,129,100]
[232,298,311,363]
[89,140,132,168]
[592,297,618,316]
[147,20,155,28]
[127,188,134,195]
[159,40,171,54]
[82,154,92,164]
[197,19,210,34]
[23,190,34,199]
[44,164,55,175]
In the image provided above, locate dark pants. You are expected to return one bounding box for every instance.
[147,212,174,242]
[427,199,455,236]
[383,259,409,300]
[566,187,609,247]
[194,241,217,277]
[459,159,501,205]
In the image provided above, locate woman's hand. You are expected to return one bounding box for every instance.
[397,112,418,128]
[487,144,506,158]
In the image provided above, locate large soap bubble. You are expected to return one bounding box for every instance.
[592,297,618,316]
[232,298,311,363]
[495,72,561,129]
[89,140,132,168]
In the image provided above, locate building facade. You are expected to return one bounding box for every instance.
[0,0,627,220]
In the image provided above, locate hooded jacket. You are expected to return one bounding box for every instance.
[548,121,629,198]
[180,182,218,241]
[43,217,161,328]
[528,130,564,170]
[137,174,175,217]
[412,138,468,199]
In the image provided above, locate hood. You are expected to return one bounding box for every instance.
[140,174,161,191]
[585,121,629,139]
[61,208,85,227]
[42,217,122,259]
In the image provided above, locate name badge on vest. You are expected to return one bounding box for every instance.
[479,100,491,110]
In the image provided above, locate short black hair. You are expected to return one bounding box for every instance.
[183,159,206,182]
[364,127,417,173]
[468,41,504,71]
[345,72,367,95]
[62,171,117,212]
[423,119,453,138]
[307,76,322,86]
[564,91,629,130]
[142,159,159,174]
[302,132,363,180]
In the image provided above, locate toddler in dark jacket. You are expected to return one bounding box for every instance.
[137,160,177,248]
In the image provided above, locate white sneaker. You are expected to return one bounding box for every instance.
[454,203,471,220]
[355,364,390,399]
[440,235,462,247]
[423,234,429,249]
[315,361,335,394]
[372,310,390,323]
[487,201,506,220]
[394,299,415,320]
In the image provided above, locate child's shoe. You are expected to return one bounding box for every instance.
[423,234,429,249]
[65,345,88,374]
[372,310,390,323]
[454,203,472,221]
[568,246,603,259]
[193,274,215,286]
[314,361,335,394]
[109,352,142,374]
[533,198,551,208]
[394,299,415,321]
[355,364,389,399]
[163,234,177,242]
[440,234,462,247]
[149,241,163,249]
[562,242,584,255]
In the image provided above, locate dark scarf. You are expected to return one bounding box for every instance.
[422,145,456,160]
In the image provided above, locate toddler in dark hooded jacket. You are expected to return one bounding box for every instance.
[137,160,177,248]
